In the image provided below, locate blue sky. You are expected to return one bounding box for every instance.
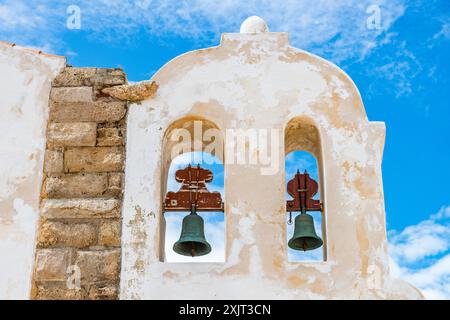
[1,0,448,298]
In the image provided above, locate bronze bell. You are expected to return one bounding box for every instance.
[173,208,212,257]
[288,213,323,251]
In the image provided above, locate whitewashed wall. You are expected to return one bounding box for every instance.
[120,26,423,299]
[0,42,65,299]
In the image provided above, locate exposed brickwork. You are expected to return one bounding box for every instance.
[32,67,127,300]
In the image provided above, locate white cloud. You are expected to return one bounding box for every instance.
[1,0,418,97]
[389,220,449,263]
[365,36,424,98]
[389,205,450,299]
[0,2,45,31]
[0,0,406,63]
[432,18,450,41]
[0,0,63,53]
[70,0,406,63]
[431,206,450,220]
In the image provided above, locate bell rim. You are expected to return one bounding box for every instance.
[173,240,212,257]
[288,236,323,251]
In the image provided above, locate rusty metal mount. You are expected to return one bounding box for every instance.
[286,170,322,213]
[164,164,224,213]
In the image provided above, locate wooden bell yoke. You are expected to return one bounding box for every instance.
[163,165,321,215]
[163,164,224,213]
[286,170,323,213]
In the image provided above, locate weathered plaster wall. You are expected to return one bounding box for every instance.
[120,28,423,299]
[0,42,65,299]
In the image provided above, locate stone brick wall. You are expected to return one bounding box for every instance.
[31,67,127,299]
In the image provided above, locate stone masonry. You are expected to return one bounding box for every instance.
[31,67,127,300]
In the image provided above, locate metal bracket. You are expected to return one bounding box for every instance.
[164,164,224,213]
[286,170,322,213]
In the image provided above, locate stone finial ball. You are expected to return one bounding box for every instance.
[240,16,269,34]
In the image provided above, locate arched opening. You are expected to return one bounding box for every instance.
[161,117,225,262]
[285,117,327,262]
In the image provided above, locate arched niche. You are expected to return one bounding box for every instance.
[284,116,327,261]
[159,116,224,261]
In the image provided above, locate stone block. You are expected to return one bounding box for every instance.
[47,122,97,147]
[38,221,97,248]
[34,249,70,281]
[49,100,126,122]
[52,67,126,88]
[44,148,64,173]
[107,173,124,197]
[34,285,84,300]
[64,147,124,173]
[98,220,121,247]
[50,87,93,103]
[97,127,124,146]
[101,81,157,102]
[91,68,126,87]
[41,198,121,219]
[52,67,97,87]
[74,249,120,283]
[44,173,108,198]
[86,285,118,300]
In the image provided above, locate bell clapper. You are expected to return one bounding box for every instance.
[189,205,198,257]
[191,242,196,257]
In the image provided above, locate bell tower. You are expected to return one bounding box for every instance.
[119,17,423,299]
